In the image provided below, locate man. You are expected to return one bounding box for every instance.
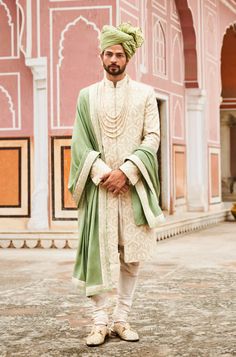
[68,22,164,347]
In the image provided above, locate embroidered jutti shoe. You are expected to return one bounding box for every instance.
[86,324,109,347]
[110,322,139,342]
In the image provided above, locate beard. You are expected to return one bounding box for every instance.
[103,63,127,76]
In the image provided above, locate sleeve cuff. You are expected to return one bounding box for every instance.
[119,160,140,186]
[90,158,112,186]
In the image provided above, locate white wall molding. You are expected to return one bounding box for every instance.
[16,0,26,57]
[0,73,21,130]
[26,0,32,58]
[0,85,16,128]
[16,0,32,58]
[25,57,49,230]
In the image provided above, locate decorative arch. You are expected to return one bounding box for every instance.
[206,12,217,57]
[173,99,183,139]
[172,33,184,84]
[56,16,102,127]
[220,23,236,201]
[0,85,15,129]
[153,20,166,76]
[221,23,236,100]
[174,0,198,88]
[58,15,100,67]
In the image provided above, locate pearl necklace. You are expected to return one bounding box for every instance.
[98,78,129,138]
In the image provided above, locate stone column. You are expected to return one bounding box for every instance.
[220,113,235,196]
[186,88,207,211]
[26,57,49,230]
[220,115,231,181]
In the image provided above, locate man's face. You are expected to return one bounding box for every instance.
[101,44,128,76]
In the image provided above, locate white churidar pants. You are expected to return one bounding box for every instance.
[89,246,140,325]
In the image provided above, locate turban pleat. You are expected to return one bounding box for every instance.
[100,22,144,59]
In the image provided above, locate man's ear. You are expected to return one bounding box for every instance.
[99,53,103,65]
[99,52,104,62]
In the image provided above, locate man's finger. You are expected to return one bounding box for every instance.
[112,189,120,196]
[100,172,111,182]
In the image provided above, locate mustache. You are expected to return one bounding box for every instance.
[108,65,120,69]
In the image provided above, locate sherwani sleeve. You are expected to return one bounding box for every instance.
[90,158,112,186]
[141,88,160,151]
[120,88,160,185]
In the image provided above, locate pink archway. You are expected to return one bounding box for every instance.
[175,0,198,88]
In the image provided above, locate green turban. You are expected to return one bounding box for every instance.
[100,22,144,59]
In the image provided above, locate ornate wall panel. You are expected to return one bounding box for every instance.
[204,3,219,145]
[49,5,112,130]
[152,14,167,77]
[171,27,184,85]
[206,9,217,59]
[173,144,186,205]
[172,95,184,141]
[0,138,30,217]
[51,137,77,220]
[209,147,221,203]
[206,62,220,143]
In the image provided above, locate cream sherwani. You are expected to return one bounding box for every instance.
[89,74,160,264]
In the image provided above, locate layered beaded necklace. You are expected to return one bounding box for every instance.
[98,76,129,138]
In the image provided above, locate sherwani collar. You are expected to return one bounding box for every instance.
[103,74,129,88]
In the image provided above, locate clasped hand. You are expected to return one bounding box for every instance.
[100,169,129,196]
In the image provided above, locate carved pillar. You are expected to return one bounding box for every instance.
[186,88,207,211]
[220,113,236,196]
[26,57,49,230]
[221,115,231,181]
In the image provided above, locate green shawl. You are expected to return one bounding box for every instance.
[68,88,164,296]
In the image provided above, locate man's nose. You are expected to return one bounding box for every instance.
[110,54,117,62]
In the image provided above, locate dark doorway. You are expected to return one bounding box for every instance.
[157,99,162,208]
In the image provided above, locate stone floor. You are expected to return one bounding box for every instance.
[0,222,236,357]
